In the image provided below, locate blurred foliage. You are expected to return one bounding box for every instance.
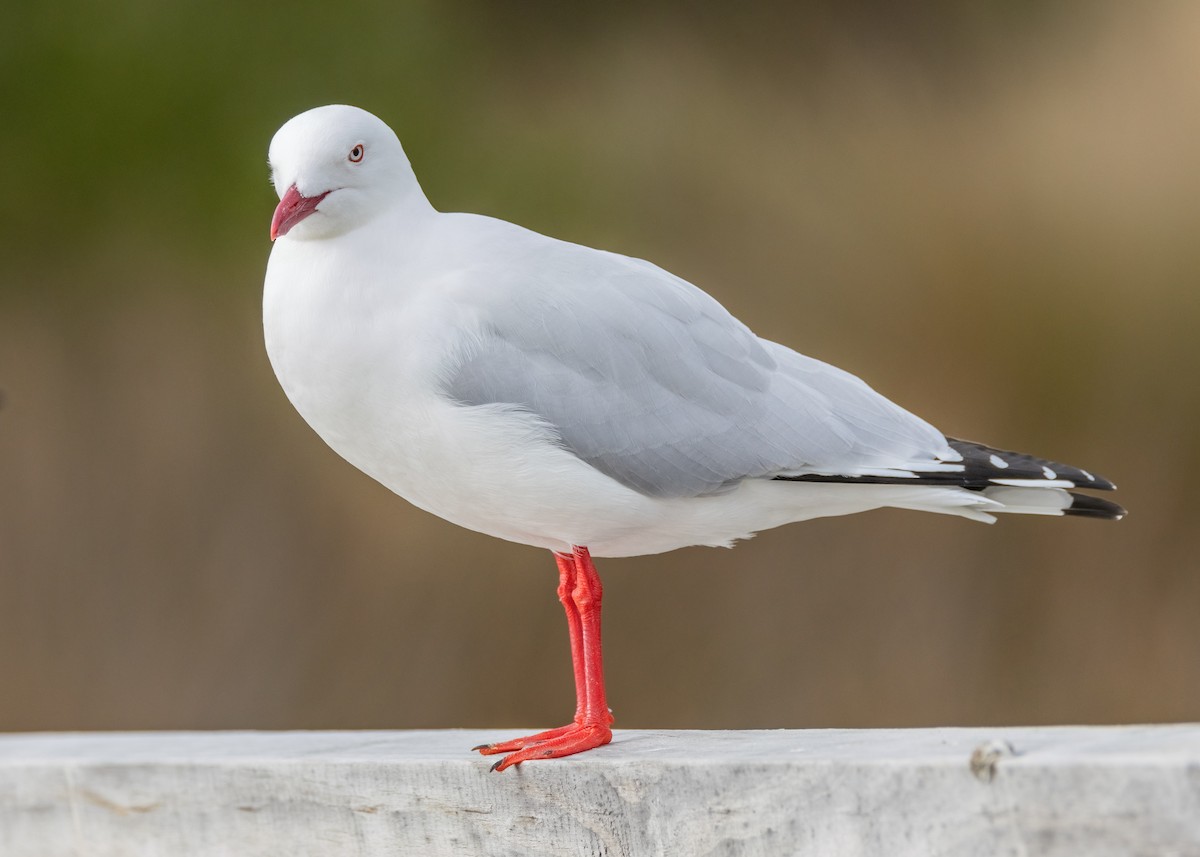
[1,0,1198,733]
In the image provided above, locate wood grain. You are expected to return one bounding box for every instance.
[2,727,1198,856]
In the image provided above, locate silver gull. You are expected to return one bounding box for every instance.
[264,104,1123,771]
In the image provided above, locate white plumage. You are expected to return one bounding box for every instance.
[263,105,1120,558]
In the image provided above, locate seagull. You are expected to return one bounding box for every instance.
[263,104,1124,772]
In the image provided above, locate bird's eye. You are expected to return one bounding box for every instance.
[348,144,365,163]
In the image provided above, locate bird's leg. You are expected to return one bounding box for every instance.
[474,546,614,771]
[557,549,588,725]
[572,546,614,731]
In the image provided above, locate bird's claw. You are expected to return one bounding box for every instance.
[475,722,582,755]
[474,723,612,772]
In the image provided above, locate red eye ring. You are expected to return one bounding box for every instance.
[349,144,365,163]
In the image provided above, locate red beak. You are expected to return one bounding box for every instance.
[270,185,329,240]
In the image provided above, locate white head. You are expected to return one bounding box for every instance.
[268,105,424,241]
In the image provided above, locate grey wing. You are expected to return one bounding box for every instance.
[446,252,953,498]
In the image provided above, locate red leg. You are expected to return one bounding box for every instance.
[556,550,588,724]
[474,546,614,771]
[573,546,613,730]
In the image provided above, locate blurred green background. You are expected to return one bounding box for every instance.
[2,1,1197,735]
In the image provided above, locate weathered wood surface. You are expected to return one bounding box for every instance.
[1,726,1198,856]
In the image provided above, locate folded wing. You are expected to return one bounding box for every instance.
[445,246,957,498]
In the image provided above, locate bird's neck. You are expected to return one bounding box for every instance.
[376,181,437,236]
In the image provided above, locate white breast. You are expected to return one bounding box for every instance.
[263,223,657,554]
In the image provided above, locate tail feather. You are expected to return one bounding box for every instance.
[980,485,1126,519]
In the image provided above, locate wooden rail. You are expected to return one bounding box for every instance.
[2,726,1198,856]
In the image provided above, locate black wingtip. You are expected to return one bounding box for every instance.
[945,437,1118,492]
[1065,492,1126,520]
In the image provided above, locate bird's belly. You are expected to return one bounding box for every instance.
[299,386,670,553]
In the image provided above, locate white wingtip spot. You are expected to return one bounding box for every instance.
[989,454,1009,469]
[1080,469,1096,482]
[991,477,1075,489]
[1042,466,1057,479]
